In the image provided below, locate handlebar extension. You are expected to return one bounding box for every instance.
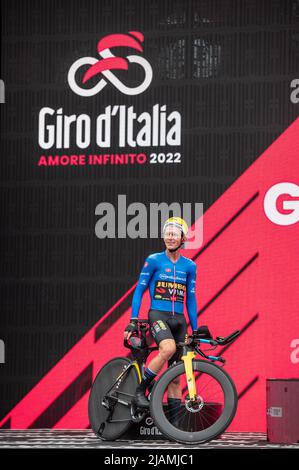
[215,330,240,345]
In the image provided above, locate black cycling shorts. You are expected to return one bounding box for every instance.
[148,309,188,366]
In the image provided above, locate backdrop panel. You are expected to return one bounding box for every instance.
[0,0,299,431]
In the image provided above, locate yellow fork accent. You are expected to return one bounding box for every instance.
[181,351,197,401]
[132,361,142,383]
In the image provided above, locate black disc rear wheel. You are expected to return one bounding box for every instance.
[88,357,139,440]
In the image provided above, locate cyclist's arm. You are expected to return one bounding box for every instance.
[131,256,156,319]
[186,263,198,331]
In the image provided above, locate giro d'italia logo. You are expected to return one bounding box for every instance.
[68,31,153,97]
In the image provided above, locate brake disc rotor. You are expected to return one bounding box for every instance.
[185,395,204,413]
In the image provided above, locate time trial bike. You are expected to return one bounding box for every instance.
[88,319,240,444]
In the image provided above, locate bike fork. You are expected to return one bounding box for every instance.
[181,351,197,401]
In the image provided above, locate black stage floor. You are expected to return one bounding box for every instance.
[0,430,298,449]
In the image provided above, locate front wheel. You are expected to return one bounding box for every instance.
[150,359,238,444]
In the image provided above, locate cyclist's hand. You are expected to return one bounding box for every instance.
[124,319,138,340]
[124,331,132,340]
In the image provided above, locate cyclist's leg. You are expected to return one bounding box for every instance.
[147,310,177,374]
[146,338,176,373]
[165,315,187,425]
[167,314,187,399]
[134,311,176,407]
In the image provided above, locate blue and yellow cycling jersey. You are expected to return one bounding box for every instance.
[131,250,198,330]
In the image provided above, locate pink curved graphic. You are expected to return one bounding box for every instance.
[97,33,143,53]
[82,57,128,84]
[129,31,144,43]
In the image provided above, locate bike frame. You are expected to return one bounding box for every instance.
[103,343,157,422]
[107,326,238,418]
[93,324,240,442]
[101,361,142,427]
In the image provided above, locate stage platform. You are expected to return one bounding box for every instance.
[0,430,298,449]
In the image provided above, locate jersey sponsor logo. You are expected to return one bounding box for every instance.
[157,320,167,330]
[165,268,171,272]
[152,320,167,334]
[144,261,149,268]
[159,274,169,280]
[158,273,186,282]
[156,287,167,294]
[154,280,186,303]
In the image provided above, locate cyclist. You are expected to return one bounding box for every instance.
[124,217,198,412]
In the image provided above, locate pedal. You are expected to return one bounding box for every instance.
[130,402,148,423]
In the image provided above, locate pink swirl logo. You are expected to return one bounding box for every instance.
[68,31,153,96]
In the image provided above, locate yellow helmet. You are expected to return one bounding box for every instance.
[163,217,188,237]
